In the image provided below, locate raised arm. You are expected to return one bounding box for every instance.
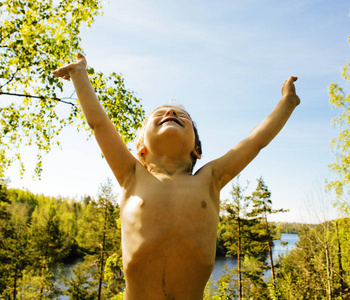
[211,76,300,190]
[52,54,138,186]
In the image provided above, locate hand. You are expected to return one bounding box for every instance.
[52,53,87,80]
[281,76,300,106]
[281,76,298,96]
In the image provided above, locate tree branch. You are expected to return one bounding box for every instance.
[0,92,76,107]
[0,69,19,89]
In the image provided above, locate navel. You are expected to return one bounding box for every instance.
[201,200,207,209]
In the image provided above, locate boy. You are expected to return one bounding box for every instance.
[53,53,300,300]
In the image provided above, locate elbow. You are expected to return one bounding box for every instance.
[257,141,268,151]
[87,121,95,130]
[247,135,267,152]
[87,117,104,131]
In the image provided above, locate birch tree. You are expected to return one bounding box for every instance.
[0,0,144,179]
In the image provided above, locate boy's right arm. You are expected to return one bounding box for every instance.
[52,54,138,187]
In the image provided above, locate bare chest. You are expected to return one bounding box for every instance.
[120,173,220,263]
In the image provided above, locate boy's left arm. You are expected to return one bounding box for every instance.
[210,76,300,190]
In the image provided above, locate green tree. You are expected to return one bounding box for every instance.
[104,252,125,298]
[249,177,288,283]
[220,178,272,299]
[32,205,71,265]
[0,0,144,178]
[0,184,33,299]
[0,185,127,298]
[327,34,350,213]
[61,262,96,300]
[276,220,350,299]
[241,255,268,299]
[78,179,122,299]
[222,179,251,299]
[28,205,71,299]
[16,265,61,300]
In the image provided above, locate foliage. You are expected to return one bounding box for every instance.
[267,280,283,300]
[240,255,269,299]
[0,183,123,298]
[32,204,72,265]
[0,0,144,179]
[216,177,289,299]
[327,34,350,213]
[0,184,32,299]
[16,265,61,300]
[249,177,289,282]
[61,262,96,300]
[204,268,237,300]
[276,219,350,299]
[104,253,125,297]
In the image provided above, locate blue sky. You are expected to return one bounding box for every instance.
[5,0,350,223]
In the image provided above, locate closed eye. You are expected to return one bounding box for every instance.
[152,109,191,120]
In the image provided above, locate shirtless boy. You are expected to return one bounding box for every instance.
[53,53,300,300]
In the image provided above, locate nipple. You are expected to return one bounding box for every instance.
[139,199,145,207]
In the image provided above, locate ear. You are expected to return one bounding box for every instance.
[192,149,201,159]
[137,146,147,158]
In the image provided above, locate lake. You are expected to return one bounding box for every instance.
[210,233,299,282]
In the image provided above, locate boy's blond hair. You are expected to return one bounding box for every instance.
[135,105,202,172]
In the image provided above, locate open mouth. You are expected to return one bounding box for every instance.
[160,117,183,126]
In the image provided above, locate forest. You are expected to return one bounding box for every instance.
[1,0,350,299]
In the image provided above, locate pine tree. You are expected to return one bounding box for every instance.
[222,179,251,299]
[0,184,32,299]
[249,177,288,283]
[221,178,269,299]
[32,205,71,265]
[29,205,71,299]
[76,179,122,299]
[61,262,96,300]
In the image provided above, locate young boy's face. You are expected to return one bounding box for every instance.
[141,107,197,160]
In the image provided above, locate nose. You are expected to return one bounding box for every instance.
[165,109,177,117]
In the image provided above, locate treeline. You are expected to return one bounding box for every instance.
[275,221,309,234]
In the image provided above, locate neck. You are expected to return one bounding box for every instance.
[145,155,193,176]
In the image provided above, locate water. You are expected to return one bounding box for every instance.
[272,233,298,258]
[210,233,299,282]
